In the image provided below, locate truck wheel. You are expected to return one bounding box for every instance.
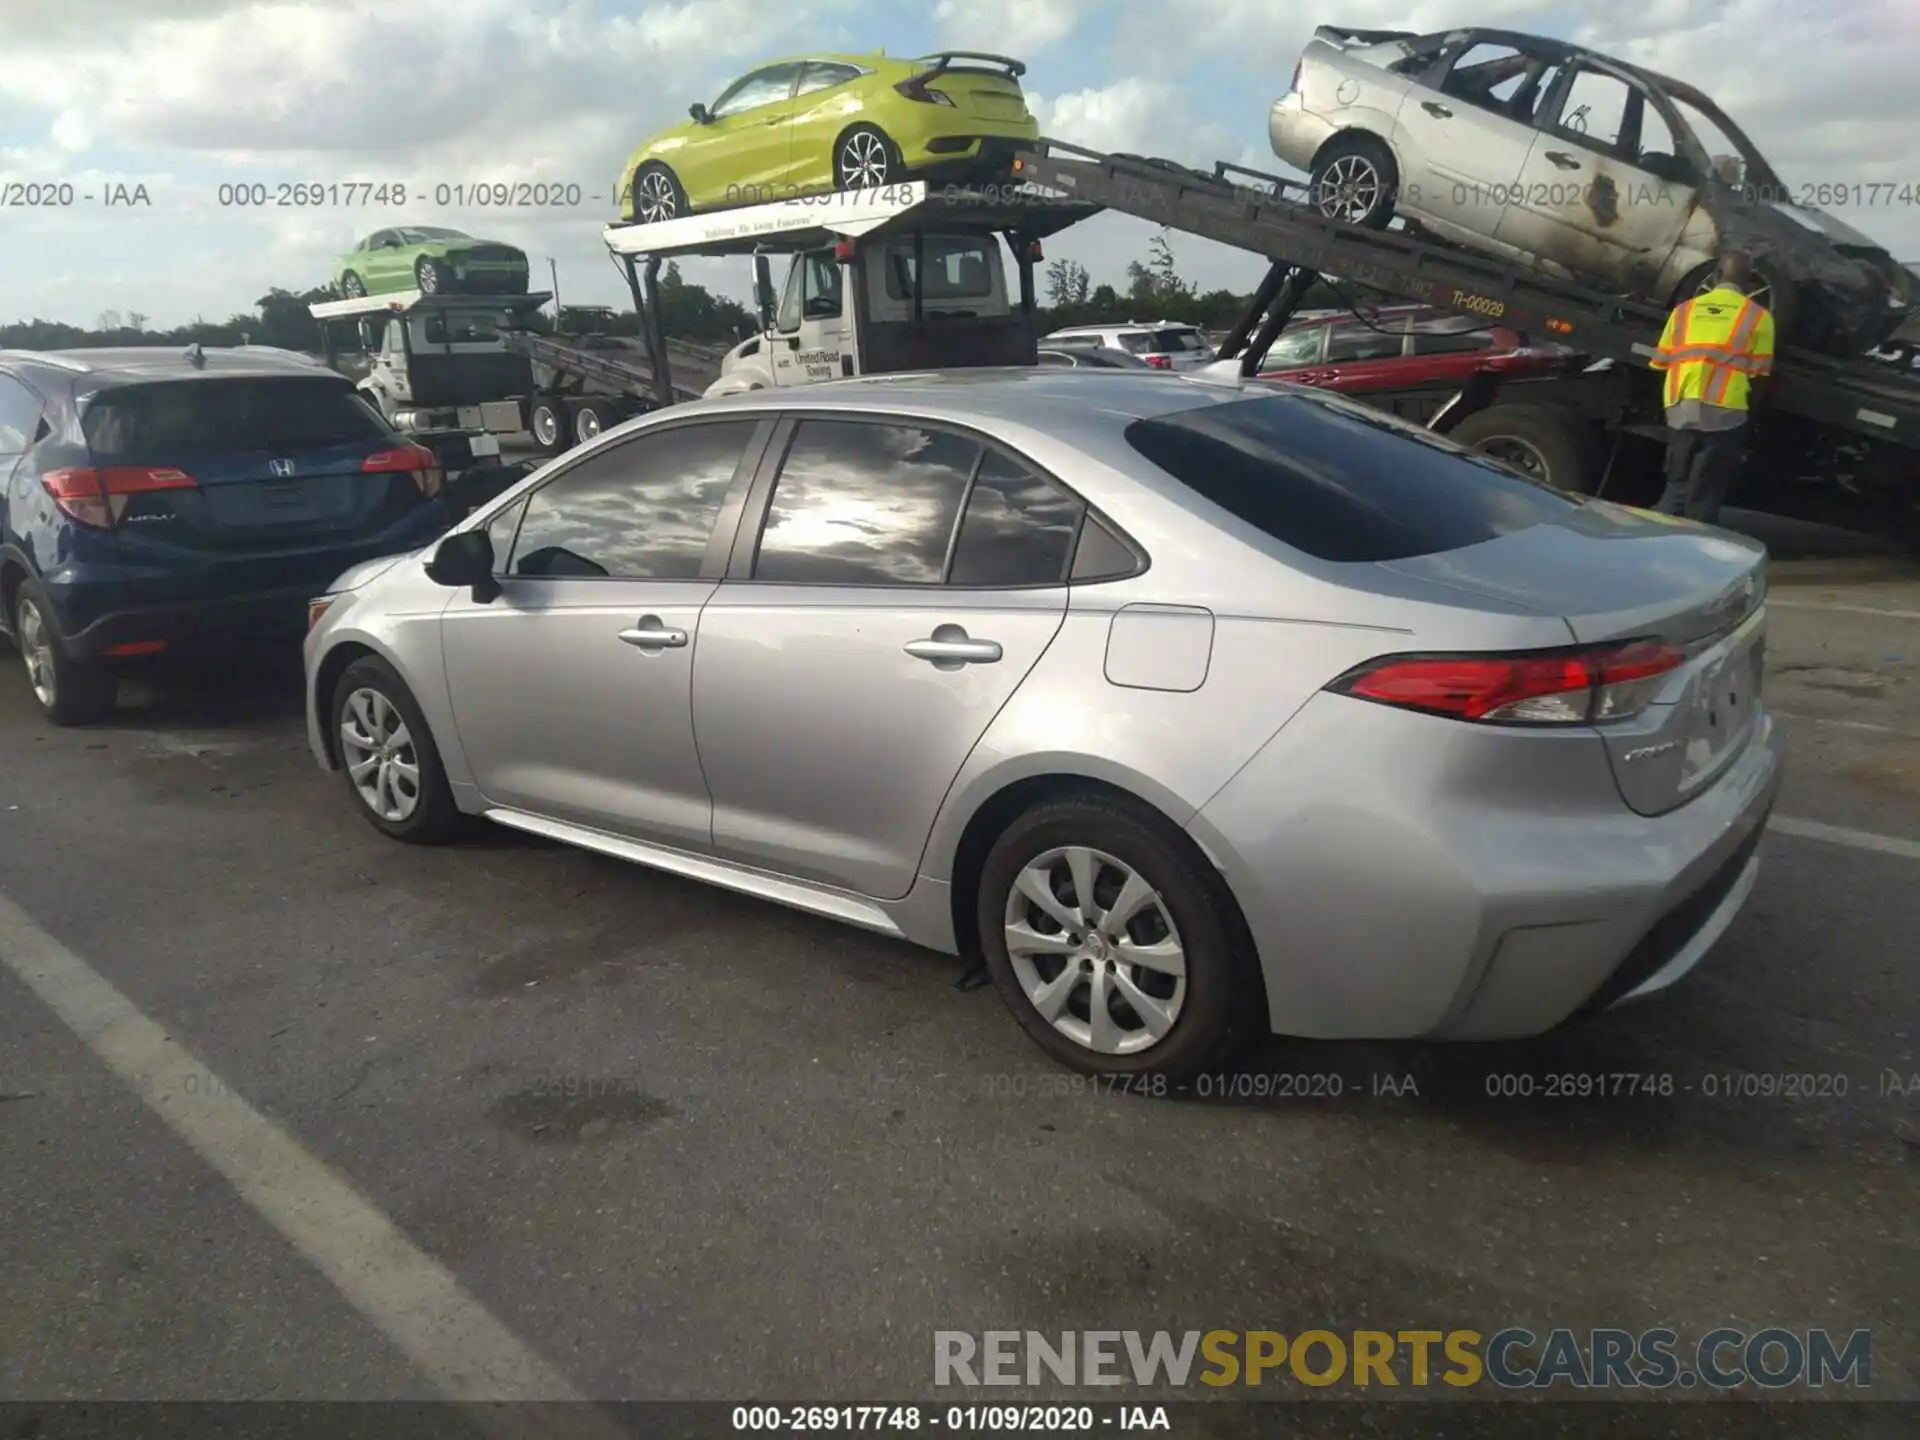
[1450,404,1596,494]
[341,271,366,299]
[571,400,612,447]
[529,399,570,455]
[1308,134,1398,229]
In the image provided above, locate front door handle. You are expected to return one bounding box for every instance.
[1421,101,1453,118]
[1544,150,1583,170]
[905,625,1002,668]
[617,616,688,650]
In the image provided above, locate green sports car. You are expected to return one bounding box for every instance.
[335,227,530,298]
[616,50,1038,222]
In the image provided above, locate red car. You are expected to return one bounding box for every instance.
[1205,305,1572,394]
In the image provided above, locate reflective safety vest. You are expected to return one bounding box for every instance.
[1650,285,1775,413]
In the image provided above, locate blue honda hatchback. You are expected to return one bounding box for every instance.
[0,345,454,724]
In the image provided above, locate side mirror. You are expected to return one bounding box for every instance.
[425,528,501,602]
[689,102,710,124]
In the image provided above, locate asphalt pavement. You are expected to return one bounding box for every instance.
[0,558,1914,1436]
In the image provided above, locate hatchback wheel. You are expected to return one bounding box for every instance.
[631,163,685,223]
[13,581,116,726]
[331,656,464,843]
[834,125,899,190]
[978,795,1256,1080]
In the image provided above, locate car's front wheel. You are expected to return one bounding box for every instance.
[11,580,117,726]
[977,794,1258,1080]
[630,163,686,222]
[1308,134,1398,229]
[834,125,900,191]
[331,656,465,843]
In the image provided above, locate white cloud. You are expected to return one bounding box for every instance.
[933,0,1085,54]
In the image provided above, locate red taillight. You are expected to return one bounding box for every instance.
[1330,641,1686,725]
[893,77,955,106]
[363,443,443,497]
[42,466,196,528]
[1143,353,1174,369]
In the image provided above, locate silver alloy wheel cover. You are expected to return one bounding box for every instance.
[532,405,560,447]
[17,598,56,709]
[840,131,890,188]
[418,261,438,294]
[637,170,677,221]
[343,273,364,298]
[1313,154,1381,223]
[339,686,423,823]
[1002,845,1188,1056]
[575,406,601,443]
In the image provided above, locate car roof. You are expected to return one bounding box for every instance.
[0,345,342,389]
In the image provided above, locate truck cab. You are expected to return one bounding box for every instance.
[708,229,1023,395]
[353,297,543,432]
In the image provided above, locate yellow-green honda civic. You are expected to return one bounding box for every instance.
[616,51,1038,221]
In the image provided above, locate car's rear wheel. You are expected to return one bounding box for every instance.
[834,125,899,191]
[1450,404,1597,494]
[331,656,464,844]
[631,163,685,222]
[977,795,1258,1081]
[341,271,366,299]
[1308,134,1398,229]
[529,398,570,454]
[415,257,442,295]
[572,399,611,446]
[12,580,117,726]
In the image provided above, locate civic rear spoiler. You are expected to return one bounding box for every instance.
[914,50,1027,79]
[1312,25,1419,46]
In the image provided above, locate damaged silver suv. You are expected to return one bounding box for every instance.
[1269,25,1914,357]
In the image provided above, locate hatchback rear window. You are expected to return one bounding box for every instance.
[1123,393,1580,562]
[84,378,391,461]
[1120,329,1206,355]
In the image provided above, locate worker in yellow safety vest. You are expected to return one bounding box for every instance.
[1647,250,1775,524]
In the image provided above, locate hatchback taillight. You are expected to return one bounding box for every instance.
[42,465,196,528]
[363,443,443,497]
[1328,640,1686,725]
[894,77,955,106]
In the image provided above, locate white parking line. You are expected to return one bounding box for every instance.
[1769,599,1920,621]
[0,892,617,1423]
[1771,815,1920,862]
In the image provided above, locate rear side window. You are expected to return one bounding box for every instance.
[1123,393,1579,563]
[1326,323,1406,362]
[83,379,390,461]
[0,375,45,455]
[1119,329,1205,355]
[1411,328,1496,355]
[948,451,1084,587]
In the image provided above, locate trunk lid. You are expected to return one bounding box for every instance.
[1382,500,1770,816]
[921,63,1030,121]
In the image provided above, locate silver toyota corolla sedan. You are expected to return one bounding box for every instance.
[304,370,1782,1078]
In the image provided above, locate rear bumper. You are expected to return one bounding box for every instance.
[1268,93,1336,169]
[1187,690,1785,1041]
[902,132,1034,182]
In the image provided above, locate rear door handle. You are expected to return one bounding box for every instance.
[1544,151,1582,170]
[617,616,688,650]
[904,629,1002,667]
[1421,101,1452,118]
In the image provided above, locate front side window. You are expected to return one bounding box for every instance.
[753,420,978,585]
[1326,321,1407,363]
[506,420,754,579]
[1260,327,1324,369]
[804,254,843,320]
[711,65,801,119]
[1554,67,1633,154]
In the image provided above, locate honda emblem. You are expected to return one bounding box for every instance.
[268,459,295,477]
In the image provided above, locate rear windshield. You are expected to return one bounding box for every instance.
[84,378,391,461]
[1124,393,1580,562]
[885,237,997,301]
[1119,328,1206,355]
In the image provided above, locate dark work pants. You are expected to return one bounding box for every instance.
[1655,426,1747,525]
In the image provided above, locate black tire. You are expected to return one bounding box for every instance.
[571,399,612,447]
[834,124,900,191]
[977,795,1259,1081]
[528,398,570,455]
[629,162,686,222]
[415,256,442,295]
[329,655,465,844]
[1450,403,1597,493]
[1308,133,1398,229]
[341,271,366,299]
[10,579,117,726]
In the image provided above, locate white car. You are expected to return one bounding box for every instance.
[1041,322,1216,371]
[1267,24,1913,356]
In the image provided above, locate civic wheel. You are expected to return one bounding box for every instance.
[12,581,116,726]
[341,271,366,299]
[1308,135,1398,229]
[632,163,684,223]
[834,125,898,190]
[330,656,465,843]
[978,795,1258,1079]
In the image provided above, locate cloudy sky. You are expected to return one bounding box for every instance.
[2,0,1916,328]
